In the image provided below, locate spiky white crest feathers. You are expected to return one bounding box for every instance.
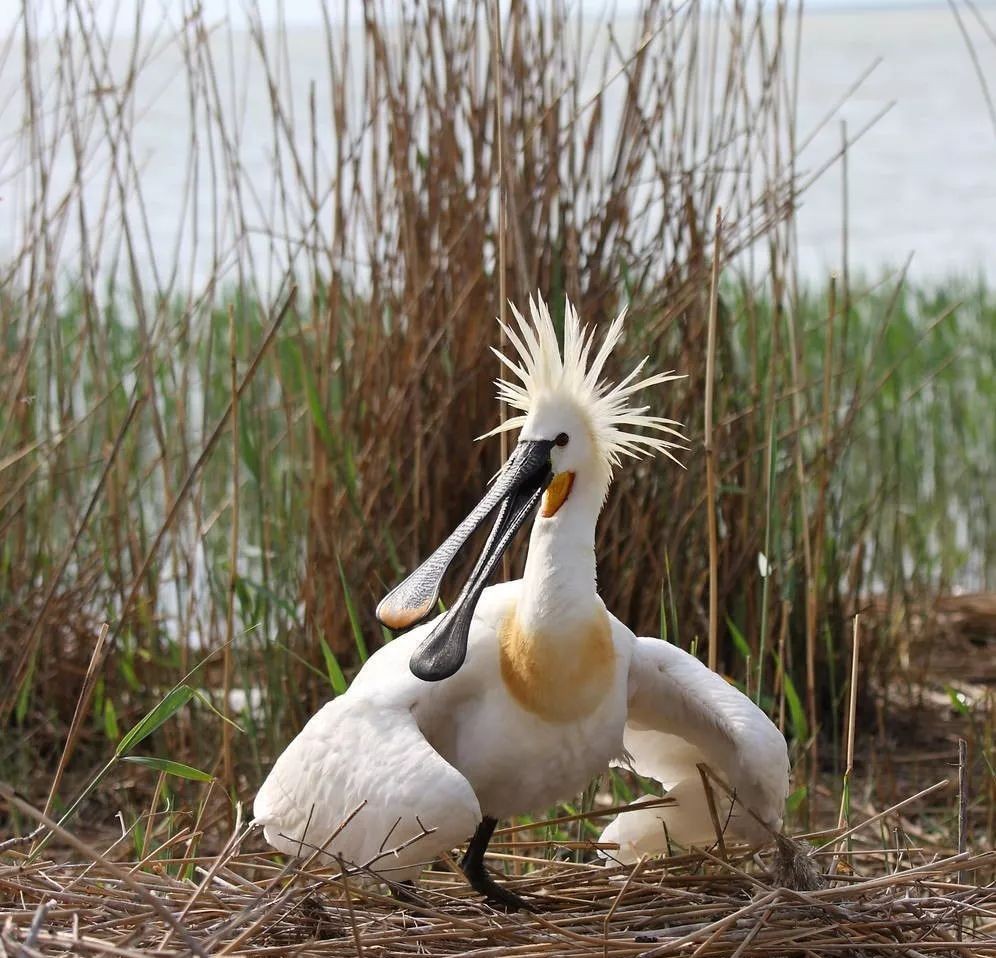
[484,295,686,471]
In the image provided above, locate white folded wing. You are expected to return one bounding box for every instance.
[601,635,790,863]
[253,695,481,882]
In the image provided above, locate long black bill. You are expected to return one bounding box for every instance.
[408,476,545,680]
[375,439,553,679]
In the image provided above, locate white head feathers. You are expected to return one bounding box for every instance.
[484,294,686,471]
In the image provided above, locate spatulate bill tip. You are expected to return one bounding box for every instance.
[375,595,435,631]
[409,652,462,683]
[409,615,470,682]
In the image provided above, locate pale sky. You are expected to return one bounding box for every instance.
[0,0,970,36]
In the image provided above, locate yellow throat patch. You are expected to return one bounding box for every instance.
[541,471,574,518]
[498,606,615,723]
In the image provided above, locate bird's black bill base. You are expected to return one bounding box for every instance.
[461,816,535,913]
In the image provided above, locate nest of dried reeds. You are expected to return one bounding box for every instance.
[3,820,995,958]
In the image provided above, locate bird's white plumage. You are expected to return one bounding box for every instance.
[254,293,791,883]
[255,580,630,875]
[598,636,791,862]
[253,690,481,880]
[255,591,790,876]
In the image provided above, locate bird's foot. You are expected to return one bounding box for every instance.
[462,863,534,913]
[389,879,426,908]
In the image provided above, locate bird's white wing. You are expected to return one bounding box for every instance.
[601,633,790,862]
[254,693,481,882]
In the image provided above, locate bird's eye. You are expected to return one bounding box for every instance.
[555,432,569,447]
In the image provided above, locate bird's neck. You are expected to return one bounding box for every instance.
[498,476,614,722]
[517,477,603,637]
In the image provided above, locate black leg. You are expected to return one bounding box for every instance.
[389,878,423,906]
[460,816,534,912]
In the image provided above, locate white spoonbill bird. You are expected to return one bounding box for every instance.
[254,295,790,910]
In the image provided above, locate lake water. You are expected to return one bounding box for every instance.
[791,5,996,282]
[1,3,994,288]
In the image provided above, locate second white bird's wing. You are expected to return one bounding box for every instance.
[601,633,789,862]
[253,694,482,882]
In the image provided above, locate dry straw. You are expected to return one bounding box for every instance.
[3,786,996,958]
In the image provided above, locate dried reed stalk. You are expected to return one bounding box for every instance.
[3,791,994,958]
